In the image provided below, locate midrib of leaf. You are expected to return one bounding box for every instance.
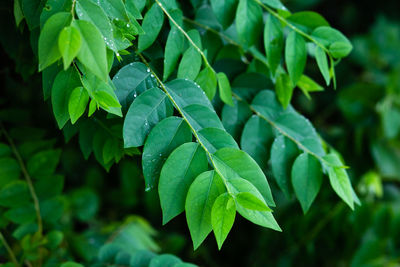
[136,50,233,195]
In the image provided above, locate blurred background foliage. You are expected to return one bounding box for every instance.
[1,0,400,266]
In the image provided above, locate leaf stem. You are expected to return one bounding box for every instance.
[0,123,43,236]
[135,50,233,194]
[0,231,20,267]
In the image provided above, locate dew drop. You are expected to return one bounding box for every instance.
[146,68,150,72]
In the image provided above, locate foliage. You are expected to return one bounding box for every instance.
[3,0,399,266]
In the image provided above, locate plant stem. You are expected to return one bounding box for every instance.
[0,123,43,236]
[0,231,20,267]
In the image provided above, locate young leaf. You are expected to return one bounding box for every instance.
[52,68,81,129]
[58,25,82,70]
[236,192,270,211]
[212,147,275,207]
[226,178,280,231]
[75,0,117,52]
[236,0,263,47]
[285,31,307,86]
[143,117,192,190]
[81,72,122,116]
[210,0,238,29]
[264,14,283,76]
[68,86,89,124]
[164,27,184,81]
[275,72,294,108]
[195,67,217,100]
[138,3,164,51]
[217,72,233,106]
[123,88,173,148]
[270,135,298,198]
[314,46,330,86]
[211,193,236,249]
[329,42,353,59]
[291,153,323,213]
[185,171,226,250]
[159,143,209,224]
[38,12,72,71]
[73,20,109,81]
[297,75,324,99]
[323,153,354,209]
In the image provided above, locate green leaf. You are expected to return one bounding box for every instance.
[275,72,294,108]
[123,88,173,148]
[159,143,208,224]
[297,75,324,99]
[75,0,117,52]
[315,46,330,86]
[240,116,274,169]
[143,117,192,190]
[4,205,35,224]
[195,67,217,100]
[126,0,143,19]
[287,11,329,33]
[227,178,280,231]
[98,0,129,21]
[149,254,182,267]
[329,41,353,58]
[163,27,185,80]
[113,62,158,111]
[312,26,353,58]
[323,153,354,209]
[291,153,322,213]
[177,30,202,80]
[236,192,270,211]
[73,20,108,81]
[285,31,307,86]
[38,12,72,71]
[58,25,82,70]
[197,127,238,154]
[236,0,263,47]
[51,68,81,129]
[130,250,156,267]
[68,87,89,124]
[138,3,164,51]
[212,147,275,207]
[210,0,238,29]
[185,171,225,250]
[264,14,284,76]
[270,135,298,198]
[217,72,233,106]
[211,193,236,249]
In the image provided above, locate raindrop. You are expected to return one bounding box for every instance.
[146,68,150,72]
